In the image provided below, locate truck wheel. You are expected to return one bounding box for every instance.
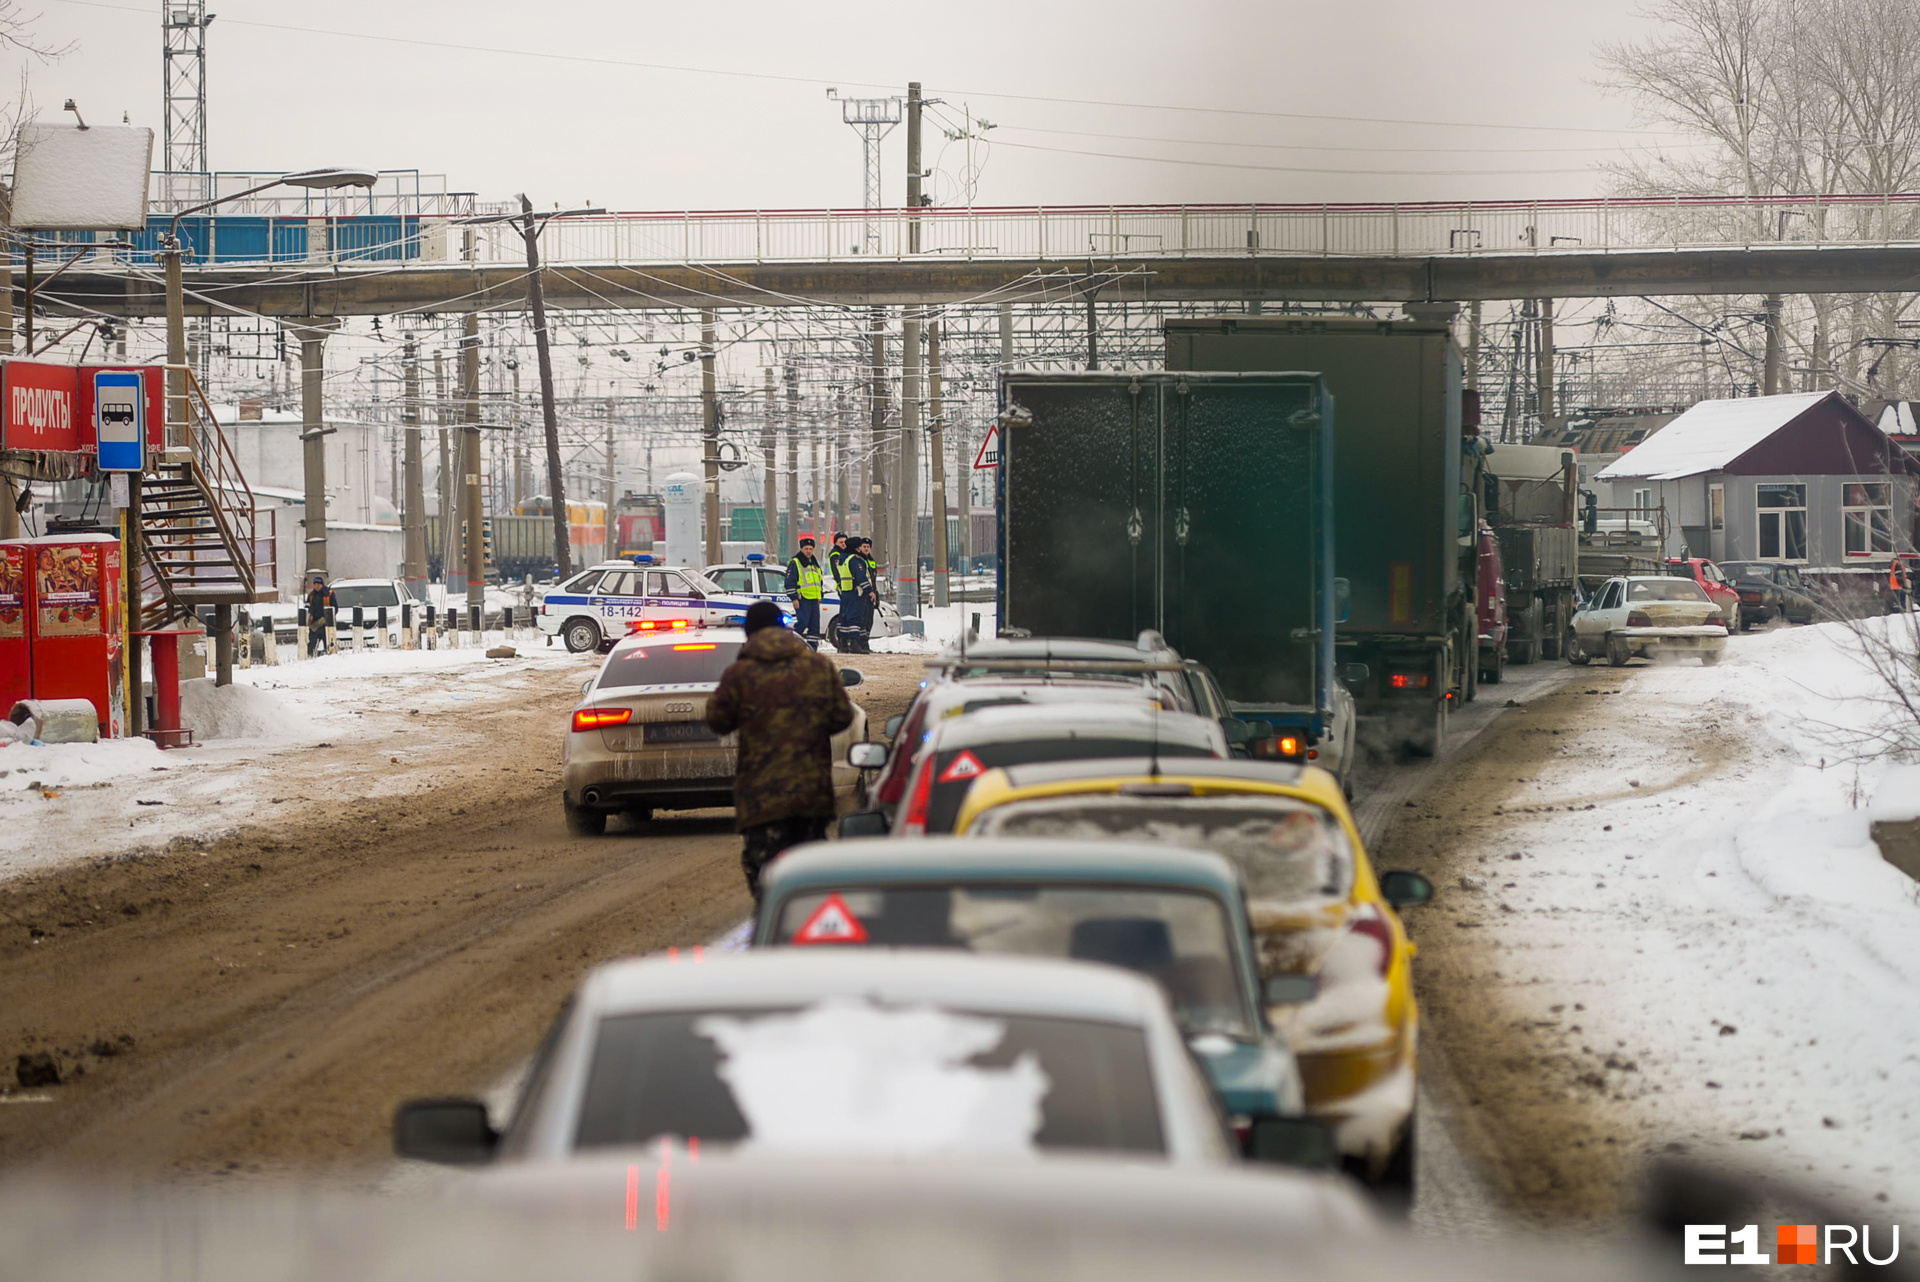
[564,797,607,836]
[563,617,603,654]
[1606,633,1631,667]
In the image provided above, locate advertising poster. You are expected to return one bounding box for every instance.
[3,361,81,453]
[34,544,101,638]
[0,545,24,640]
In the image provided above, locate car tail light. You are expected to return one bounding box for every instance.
[629,619,691,633]
[572,707,632,731]
[1626,610,1653,627]
[1252,733,1307,762]
[1347,903,1394,977]
[1702,613,1726,630]
[1386,671,1429,691]
[1740,591,1762,602]
[898,760,934,835]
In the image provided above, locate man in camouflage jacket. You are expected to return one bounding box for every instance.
[706,600,854,902]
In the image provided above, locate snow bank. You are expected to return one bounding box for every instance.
[0,736,165,792]
[179,678,320,744]
[871,603,997,655]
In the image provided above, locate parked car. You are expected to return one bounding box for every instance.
[328,578,422,645]
[1661,557,1745,630]
[705,556,903,646]
[867,703,1228,838]
[755,838,1321,1150]
[394,950,1332,1170]
[950,756,1432,1194]
[1567,575,1728,667]
[561,625,867,834]
[539,558,766,653]
[1716,560,1818,627]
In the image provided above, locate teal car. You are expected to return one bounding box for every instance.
[754,838,1314,1142]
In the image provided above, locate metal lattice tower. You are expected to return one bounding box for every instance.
[839,96,901,255]
[162,0,211,205]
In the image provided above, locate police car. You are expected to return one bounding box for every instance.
[704,552,906,647]
[538,556,772,653]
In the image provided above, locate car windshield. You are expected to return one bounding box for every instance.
[976,795,1354,907]
[920,738,1215,834]
[1627,579,1710,602]
[597,640,742,689]
[573,1005,1164,1156]
[331,584,401,609]
[772,886,1254,1037]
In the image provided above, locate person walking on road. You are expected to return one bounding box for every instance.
[705,600,853,903]
[784,537,825,646]
[304,571,335,656]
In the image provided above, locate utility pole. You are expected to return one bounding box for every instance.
[762,366,777,552]
[928,316,949,607]
[906,82,924,253]
[401,338,426,589]
[869,309,889,558]
[517,198,572,579]
[1536,297,1556,430]
[1762,294,1784,395]
[701,310,721,563]
[1465,301,1482,390]
[434,349,451,581]
[605,397,618,551]
[896,307,922,618]
[835,384,850,537]
[462,310,485,612]
[786,365,801,552]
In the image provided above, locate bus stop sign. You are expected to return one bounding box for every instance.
[93,370,144,472]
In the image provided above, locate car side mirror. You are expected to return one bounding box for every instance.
[1380,870,1433,909]
[1244,1115,1339,1169]
[1222,719,1253,746]
[394,1098,498,1165]
[838,809,890,839]
[1262,973,1319,1006]
[1341,662,1370,685]
[840,668,864,687]
[883,714,905,739]
[847,741,887,769]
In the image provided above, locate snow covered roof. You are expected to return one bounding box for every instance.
[1879,403,1919,436]
[1594,391,1830,482]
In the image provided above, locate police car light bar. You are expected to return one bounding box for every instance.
[745,553,766,563]
[631,553,658,565]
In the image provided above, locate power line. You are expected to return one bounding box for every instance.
[990,138,1597,178]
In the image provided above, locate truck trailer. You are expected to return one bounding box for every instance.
[1166,314,1484,757]
[994,371,1351,784]
[1486,443,1579,666]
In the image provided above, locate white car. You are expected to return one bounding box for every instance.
[328,578,423,645]
[394,950,1334,1170]
[538,557,769,653]
[561,625,869,834]
[1567,575,1728,667]
[704,557,904,647]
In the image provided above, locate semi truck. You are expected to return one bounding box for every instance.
[1485,443,1579,666]
[1165,313,1489,757]
[994,371,1354,786]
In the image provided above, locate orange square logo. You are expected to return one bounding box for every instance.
[1777,1224,1819,1265]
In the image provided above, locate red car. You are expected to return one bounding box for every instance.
[1662,558,1741,629]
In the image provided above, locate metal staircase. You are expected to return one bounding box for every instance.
[137,369,277,629]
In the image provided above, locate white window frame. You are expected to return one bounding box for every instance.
[1756,483,1808,562]
[1631,488,1653,515]
[1842,481,1894,560]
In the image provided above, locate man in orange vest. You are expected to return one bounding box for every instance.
[1891,558,1913,614]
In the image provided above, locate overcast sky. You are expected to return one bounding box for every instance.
[15,0,1685,210]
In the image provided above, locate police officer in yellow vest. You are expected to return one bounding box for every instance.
[784,537,825,645]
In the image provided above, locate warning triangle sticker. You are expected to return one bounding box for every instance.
[972,424,1000,470]
[937,750,987,784]
[792,893,869,945]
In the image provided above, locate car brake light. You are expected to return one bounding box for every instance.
[572,707,632,731]
[898,760,935,835]
[1387,672,1429,690]
[1347,904,1394,978]
[629,619,691,633]
[672,643,717,650]
[1702,614,1725,630]
[1626,610,1652,627]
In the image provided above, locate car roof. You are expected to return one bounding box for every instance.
[994,755,1311,793]
[581,560,706,573]
[762,836,1244,901]
[607,625,747,656]
[329,577,403,587]
[920,676,1164,715]
[578,949,1168,1025]
[927,703,1224,750]
[944,636,1173,663]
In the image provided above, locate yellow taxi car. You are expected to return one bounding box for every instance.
[953,757,1431,1193]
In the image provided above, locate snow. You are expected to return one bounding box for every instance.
[869,602,997,655]
[697,998,1049,1157]
[8,123,154,231]
[1594,390,1829,481]
[1467,614,1920,1216]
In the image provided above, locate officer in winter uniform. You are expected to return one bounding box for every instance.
[705,600,854,903]
[827,531,849,588]
[784,537,825,644]
[840,536,877,654]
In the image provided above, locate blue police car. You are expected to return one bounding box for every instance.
[537,555,768,653]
